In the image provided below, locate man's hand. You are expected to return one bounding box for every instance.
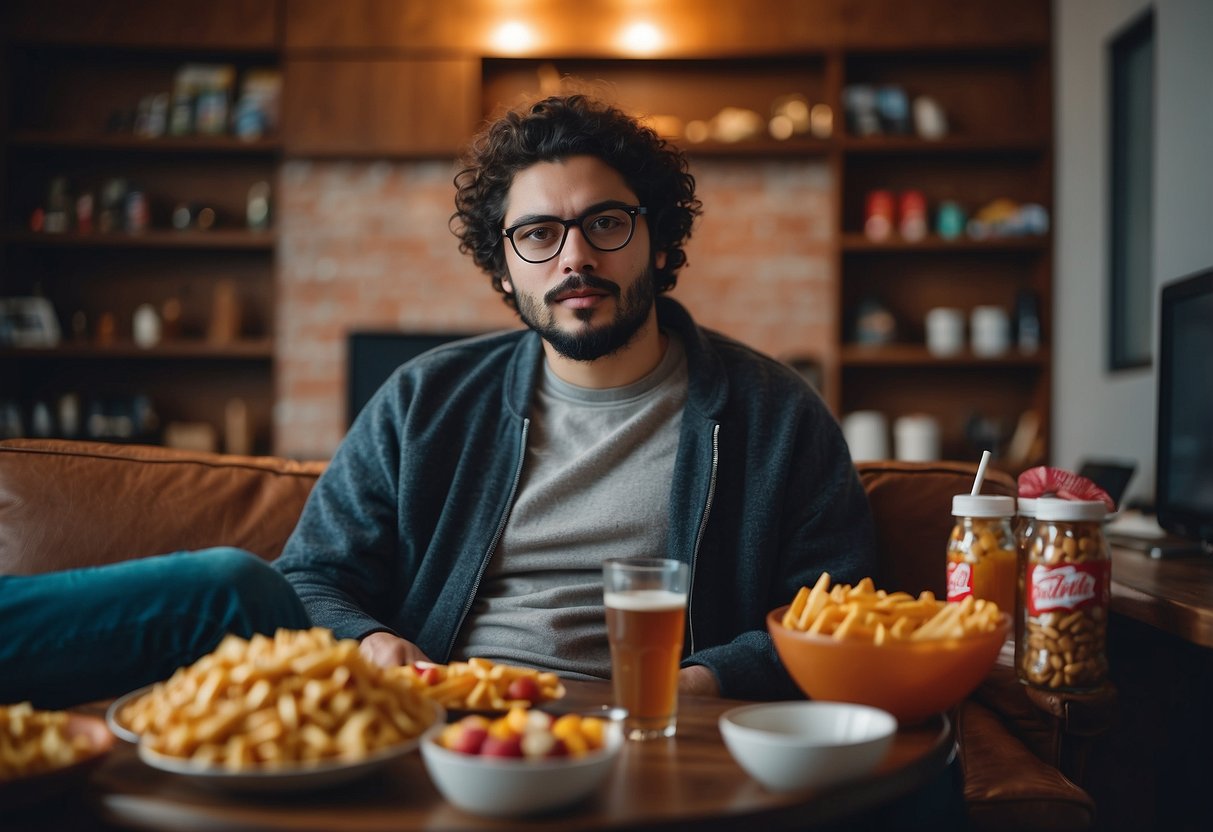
[678,664,720,697]
[359,631,431,668]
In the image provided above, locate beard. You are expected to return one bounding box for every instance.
[512,266,656,362]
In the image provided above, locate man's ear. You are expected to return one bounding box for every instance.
[501,274,513,294]
[655,250,667,270]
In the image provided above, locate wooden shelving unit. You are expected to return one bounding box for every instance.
[1,339,274,360]
[2,229,278,250]
[8,130,283,154]
[839,344,1049,368]
[836,43,1052,466]
[0,19,282,452]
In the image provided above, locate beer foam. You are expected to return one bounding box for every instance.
[604,589,687,611]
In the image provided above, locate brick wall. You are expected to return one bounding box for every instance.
[274,157,834,459]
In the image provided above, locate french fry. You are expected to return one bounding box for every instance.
[387,658,567,711]
[1,702,97,779]
[423,674,479,706]
[119,628,436,770]
[782,585,810,629]
[780,575,1003,643]
[796,572,832,630]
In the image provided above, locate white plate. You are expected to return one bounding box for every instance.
[135,700,444,793]
[105,684,152,744]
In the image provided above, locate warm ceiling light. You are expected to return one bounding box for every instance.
[618,21,664,55]
[491,21,536,54]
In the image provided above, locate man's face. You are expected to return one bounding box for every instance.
[501,155,663,363]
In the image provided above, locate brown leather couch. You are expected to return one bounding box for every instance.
[0,439,1096,830]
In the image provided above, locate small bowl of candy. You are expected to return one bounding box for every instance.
[420,706,622,817]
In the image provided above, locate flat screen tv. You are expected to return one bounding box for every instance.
[346,331,474,427]
[1155,266,1213,552]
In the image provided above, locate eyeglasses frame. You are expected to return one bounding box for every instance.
[501,205,647,264]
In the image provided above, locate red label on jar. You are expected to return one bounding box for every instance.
[946,560,973,602]
[1026,561,1110,615]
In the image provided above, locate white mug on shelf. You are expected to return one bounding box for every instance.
[971,306,1011,357]
[894,414,942,462]
[842,410,889,461]
[925,308,964,357]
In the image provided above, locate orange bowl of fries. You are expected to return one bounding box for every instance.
[768,574,1010,724]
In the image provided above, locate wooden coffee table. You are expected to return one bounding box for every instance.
[62,681,953,831]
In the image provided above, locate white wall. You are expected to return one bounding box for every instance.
[1054,0,1213,506]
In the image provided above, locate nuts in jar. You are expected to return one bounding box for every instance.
[1016,498,1110,691]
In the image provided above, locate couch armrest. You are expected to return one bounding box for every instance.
[0,439,325,575]
[1023,682,1118,787]
[973,643,1117,796]
[959,699,1095,832]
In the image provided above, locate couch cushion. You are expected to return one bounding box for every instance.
[855,460,1017,597]
[0,439,325,576]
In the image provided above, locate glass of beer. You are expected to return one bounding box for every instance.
[603,557,689,740]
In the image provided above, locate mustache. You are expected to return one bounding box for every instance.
[544,273,621,305]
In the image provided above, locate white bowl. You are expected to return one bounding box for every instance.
[719,701,896,792]
[420,722,622,817]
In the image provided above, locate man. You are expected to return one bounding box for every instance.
[274,94,876,700]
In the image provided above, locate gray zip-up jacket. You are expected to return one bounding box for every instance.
[274,297,876,700]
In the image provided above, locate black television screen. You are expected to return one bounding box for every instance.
[346,331,474,427]
[1156,267,1213,549]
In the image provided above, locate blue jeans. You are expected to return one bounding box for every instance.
[0,548,311,709]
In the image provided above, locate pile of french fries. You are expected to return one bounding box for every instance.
[1,702,97,780]
[388,658,566,711]
[119,628,436,769]
[781,573,1003,644]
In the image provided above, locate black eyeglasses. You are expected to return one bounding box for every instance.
[502,205,647,264]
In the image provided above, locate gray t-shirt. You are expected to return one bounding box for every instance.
[453,334,688,678]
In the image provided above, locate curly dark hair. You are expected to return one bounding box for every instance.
[451,94,702,309]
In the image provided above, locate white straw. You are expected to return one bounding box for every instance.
[971,450,991,495]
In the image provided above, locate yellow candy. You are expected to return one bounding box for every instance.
[504,705,530,735]
[580,716,605,749]
[551,713,582,740]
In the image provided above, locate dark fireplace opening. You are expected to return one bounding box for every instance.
[346,331,473,426]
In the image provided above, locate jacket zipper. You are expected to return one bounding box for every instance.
[687,422,720,655]
[448,417,530,659]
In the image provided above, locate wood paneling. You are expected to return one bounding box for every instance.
[283,0,1046,56]
[283,58,479,156]
[4,0,280,50]
[283,0,848,55]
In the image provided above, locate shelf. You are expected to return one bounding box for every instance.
[0,339,274,360]
[680,137,834,157]
[3,229,277,250]
[840,135,1047,155]
[8,130,283,155]
[840,233,1049,253]
[840,344,1049,368]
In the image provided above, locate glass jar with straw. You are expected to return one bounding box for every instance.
[947,451,1017,620]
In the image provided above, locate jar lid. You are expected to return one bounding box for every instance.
[1017,496,1039,516]
[1034,497,1107,522]
[952,494,1015,517]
